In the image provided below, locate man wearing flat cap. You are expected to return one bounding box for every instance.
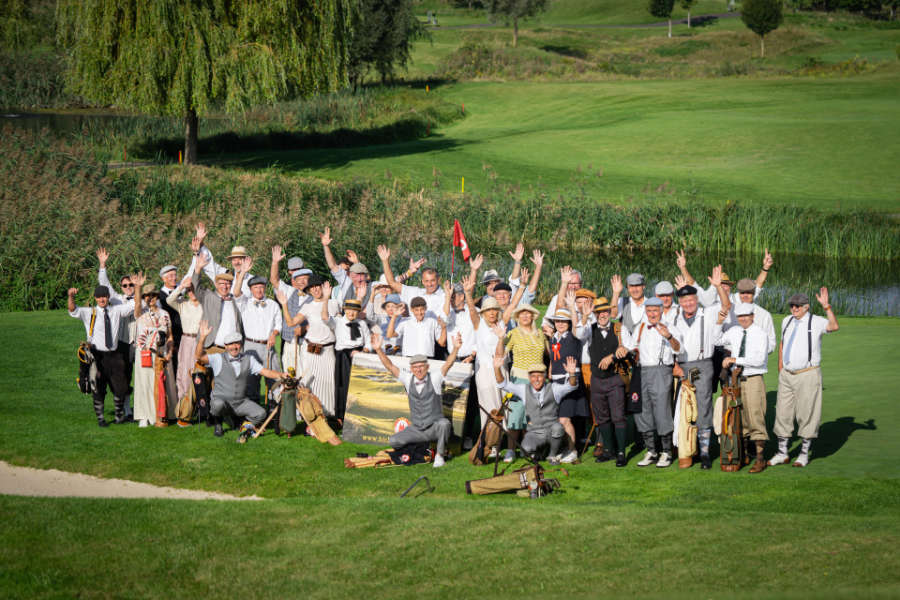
[191,252,243,353]
[494,354,579,465]
[320,227,376,316]
[372,332,462,467]
[195,323,290,438]
[655,281,680,327]
[190,222,254,297]
[622,295,683,468]
[672,266,731,468]
[721,302,771,472]
[770,288,839,468]
[156,263,185,373]
[234,268,282,405]
[272,245,313,374]
[618,272,648,337]
[68,278,141,427]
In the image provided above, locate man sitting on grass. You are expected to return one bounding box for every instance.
[370,330,462,468]
[194,321,289,438]
[493,354,579,465]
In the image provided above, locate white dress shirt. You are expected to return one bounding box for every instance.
[236,295,281,341]
[397,368,444,395]
[400,284,445,319]
[474,317,502,368]
[213,298,239,347]
[722,303,776,354]
[721,323,768,376]
[781,313,830,370]
[621,321,682,367]
[443,305,476,357]
[208,353,263,377]
[330,315,371,351]
[672,306,722,362]
[395,316,442,357]
[69,302,135,352]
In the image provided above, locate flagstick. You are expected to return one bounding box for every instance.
[450,244,456,286]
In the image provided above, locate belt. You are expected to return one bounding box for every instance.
[245,337,269,345]
[739,374,762,382]
[784,366,818,375]
[182,333,198,338]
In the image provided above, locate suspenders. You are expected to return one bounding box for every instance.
[783,313,814,365]
[675,312,705,360]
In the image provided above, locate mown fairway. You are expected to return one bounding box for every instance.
[1,311,898,597]
[218,74,900,210]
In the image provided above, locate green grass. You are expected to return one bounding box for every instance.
[215,74,900,210]
[1,310,899,597]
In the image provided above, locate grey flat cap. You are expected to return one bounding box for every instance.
[287,257,304,271]
[223,332,243,345]
[734,302,755,316]
[481,269,501,284]
[788,293,810,306]
[654,281,674,296]
[409,354,429,365]
[248,275,267,287]
[292,268,313,279]
[644,296,663,307]
[159,265,177,278]
[626,273,645,286]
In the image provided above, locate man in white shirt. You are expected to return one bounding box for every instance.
[191,222,254,297]
[726,278,776,354]
[618,272,648,336]
[270,245,307,298]
[195,325,288,438]
[769,289,840,468]
[721,302,770,473]
[233,273,282,405]
[372,332,462,467]
[377,245,445,319]
[68,283,138,426]
[672,271,730,469]
[621,296,682,468]
[656,281,680,326]
[493,355,579,465]
[387,296,446,359]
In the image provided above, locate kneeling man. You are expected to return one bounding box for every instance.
[195,320,289,437]
[371,331,462,468]
[494,354,578,465]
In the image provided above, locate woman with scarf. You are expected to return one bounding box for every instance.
[545,292,587,464]
[133,282,176,427]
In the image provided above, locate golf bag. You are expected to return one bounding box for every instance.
[77,342,98,395]
[675,369,700,468]
[469,408,505,465]
[719,365,744,472]
[192,364,213,424]
[465,465,559,497]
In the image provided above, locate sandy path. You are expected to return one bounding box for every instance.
[0,461,262,501]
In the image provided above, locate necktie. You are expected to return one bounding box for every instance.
[784,318,799,364]
[103,308,113,349]
[739,329,747,358]
[347,321,361,341]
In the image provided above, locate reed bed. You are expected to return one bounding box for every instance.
[2,125,897,313]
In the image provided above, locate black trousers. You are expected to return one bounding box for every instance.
[92,347,129,421]
[711,345,728,393]
[334,348,359,422]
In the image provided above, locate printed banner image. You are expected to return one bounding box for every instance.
[343,353,474,445]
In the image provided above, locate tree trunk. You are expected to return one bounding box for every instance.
[513,17,518,47]
[760,35,765,58]
[687,10,691,28]
[184,108,198,165]
[668,18,672,38]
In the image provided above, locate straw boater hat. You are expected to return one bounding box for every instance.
[343,298,362,311]
[226,246,249,260]
[527,363,547,374]
[512,303,540,319]
[593,296,612,312]
[479,297,501,313]
[720,271,735,286]
[214,272,234,283]
[574,289,596,300]
[548,308,572,321]
[141,284,158,297]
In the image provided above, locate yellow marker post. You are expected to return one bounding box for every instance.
[461,177,464,194]
[426,84,430,92]
[178,150,183,164]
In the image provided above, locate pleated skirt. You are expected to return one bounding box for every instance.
[299,345,336,417]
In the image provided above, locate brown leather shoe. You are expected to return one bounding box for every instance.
[593,443,605,458]
[749,459,767,473]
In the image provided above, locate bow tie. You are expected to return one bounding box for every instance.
[221,294,234,301]
[126,296,134,301]
[228,355,242,362]
[598,326,610,332]
[254,300,266,307]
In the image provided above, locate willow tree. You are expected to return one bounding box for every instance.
[56,0,355,163]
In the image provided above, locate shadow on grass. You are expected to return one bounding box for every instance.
[206,136,466,172]
[813,416,877,460]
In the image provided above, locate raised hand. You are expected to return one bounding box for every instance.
[371,330,383,349]
[816,286,830,307]
[239,256,253,275]
[96,247,109,267]
[708,264,723,288]
[198,320,212,339]
[560,265,573,285]
[520,267,530,283]
[346,249,359,264]
[442,280,452,295]
[275,289,288,304]
[676,249,687,270]
[611,273,623,295]
[409,257,426,272]
[272,245,285,264]
[762,248,774,271]
[564,290,576,307]
[491,322,506,339]
[376,244,390,262]
[68,287,78,297]
[469,253,484,271]
[462,272,476,294]
[530,249,544,267]
[190,235,202,254]
[130,271,146,289]
[542,323,555,337]
[195,251,209,270]
[321,281,332,298]
[656,323,672,340]
[320,227,332,246]
[674,274,688,290]
[564,355,578,375]
[179,275,192,288]
[508,242,524,263]
[195,222,207,242]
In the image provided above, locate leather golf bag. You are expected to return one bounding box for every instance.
[466,465,544,495]
[192,364,212,424]
[344,450,393,469]
[676,373,699,468]
[295,385,340,444]
[719,366,744,472]
[469,408,504,465]
[77,342,98,395]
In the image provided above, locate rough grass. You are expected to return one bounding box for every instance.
[0,310,899,598]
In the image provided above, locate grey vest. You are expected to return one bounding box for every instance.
[407,374,444,429]
[344,282,373,312]
[621,296,643,335]
[524,385,559,431]
[212,354,251,408]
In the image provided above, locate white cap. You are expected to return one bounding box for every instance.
[734,302,755,316]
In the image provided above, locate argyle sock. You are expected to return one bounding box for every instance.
[778,437,789,455]
[699,428,712,456]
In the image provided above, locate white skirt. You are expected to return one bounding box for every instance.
[299,344,336,416]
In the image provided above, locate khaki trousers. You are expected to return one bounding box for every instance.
[774,367,822,439]
[739,375,768,442]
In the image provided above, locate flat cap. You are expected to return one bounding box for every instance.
[481,269,501,284]
[644,296,663,307]
[248,276,267,287]
[626,273,644,286]
[159,265,177,278]
[734,302,755,316]
[788,293,810,306]
[349,263,369,275]
[655,281,675,296]
[381,293,402,308]
[736,278,756,293]
[287,257,304,271]
[493,282,512,293]
[223,332,243,345]
[526,363,547,374]
[676,285,698,298]
[292,268,313,279]
[409,354,429,365]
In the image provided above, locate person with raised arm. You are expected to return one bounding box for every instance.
[321,227,376,317]
[546,292,588,464]
[165,274,204,419]
[233,260,282,406]
[271,245,312,374]
[377,244,442,319]
[190,222,255,297]
[371,330,461,468]
[190,251,243,353]
[769,288,840,468]
[675,248,772,308]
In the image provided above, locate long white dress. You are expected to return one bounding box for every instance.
[133,311,176,424]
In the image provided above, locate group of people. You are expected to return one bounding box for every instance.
[69,223,839,470]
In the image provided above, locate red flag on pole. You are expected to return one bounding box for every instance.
[452,219,471,262]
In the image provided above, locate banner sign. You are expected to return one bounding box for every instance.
[343,353,474,446]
